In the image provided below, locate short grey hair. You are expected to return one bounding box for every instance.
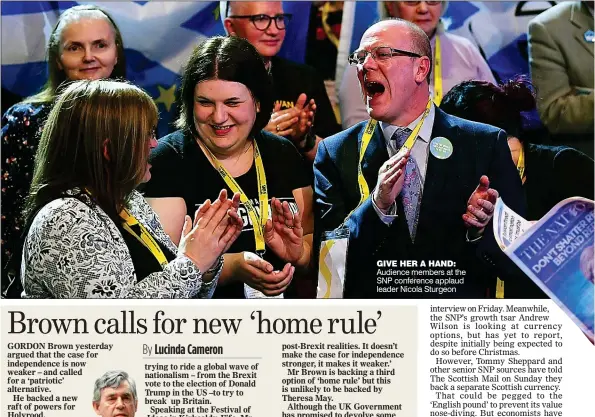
[93,371,137,402]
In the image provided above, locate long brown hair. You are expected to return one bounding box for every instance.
[25,80,157,221]
[25,5,126,104]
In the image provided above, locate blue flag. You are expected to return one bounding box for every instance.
[1,1,311,137]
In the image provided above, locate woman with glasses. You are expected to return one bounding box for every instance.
[20,80,243,298]
[221,1,340,160]
[339,0,496,128]
[143,36,315,299]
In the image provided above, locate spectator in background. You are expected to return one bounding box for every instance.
[144,37,314,299]
[441,78,594,298]
[221,1,341,161]
[1,5,127,295]
[21,80,242,298]
[339,0,496,128]
[306,2,343,82]
[93,371,137,417]
[441,79,594,221]
[306,2,344,123]
[528,1,594,158]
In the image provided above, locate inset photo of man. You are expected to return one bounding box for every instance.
[93,370,138,417]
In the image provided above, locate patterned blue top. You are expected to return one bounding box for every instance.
[1,102,50,279]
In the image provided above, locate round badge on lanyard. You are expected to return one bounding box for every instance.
[430,137,453,159]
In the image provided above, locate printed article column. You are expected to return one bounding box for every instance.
[421,300,594,417]
[2,305,417,417]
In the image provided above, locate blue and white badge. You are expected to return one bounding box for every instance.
[585,30,595,43]
[430,137,453,159]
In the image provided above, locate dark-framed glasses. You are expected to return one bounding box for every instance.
[348,46,422,65]
[228,13,293,31]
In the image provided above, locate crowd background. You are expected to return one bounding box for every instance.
[1,1,593,299]
[1,1,569,136]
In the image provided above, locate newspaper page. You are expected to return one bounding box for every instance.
[2,1,595,417]
[493,199,533,251]
[493,198,595,342]
[1,302,417,417]
[1,300,593,417]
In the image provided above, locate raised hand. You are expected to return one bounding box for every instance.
[267,112,300,137]
[263,197,306,266]
[372,148,410,213]
[463,175,499,236]
[291,94,316,142]
[265,101,300,136]
[221,191,242,253]
[264,94,317,147]
[178,189,243,272]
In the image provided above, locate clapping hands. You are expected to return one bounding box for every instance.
[264,197,306,266]
[265,93,316,147]
[178,189,243,272]
[372,148,410,213]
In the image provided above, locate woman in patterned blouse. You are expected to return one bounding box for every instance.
[20,79,243,298]
[1,5,127,294]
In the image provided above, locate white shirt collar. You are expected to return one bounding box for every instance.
[379,101,436,145]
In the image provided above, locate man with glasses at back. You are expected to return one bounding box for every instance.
[314,19,525,298]
[221,1,340,161]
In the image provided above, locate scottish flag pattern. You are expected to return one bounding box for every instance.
[1,1,311,136]
[2,1,557,134]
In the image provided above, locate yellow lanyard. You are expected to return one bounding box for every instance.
[321,2,340,48]
[433,35,443,106]
[84,188,168,267]
[119,208,168,267]
[349,99,432,220]
[517,145,525,182]
[199,140,268,256]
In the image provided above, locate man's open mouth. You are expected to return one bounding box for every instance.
[364,81,386,97]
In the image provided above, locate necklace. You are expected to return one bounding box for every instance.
[233,140,253,166]
[228,140,252,169]
[201,139,253,176]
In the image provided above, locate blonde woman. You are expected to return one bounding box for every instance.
[21,80,243,298]
[2,5,127,290]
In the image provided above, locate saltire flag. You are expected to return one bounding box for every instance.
[1,1,311,137]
